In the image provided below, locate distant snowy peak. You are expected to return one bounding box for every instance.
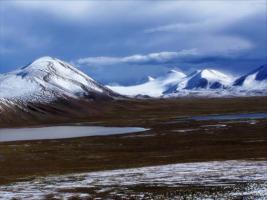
[110,65,267,98]
[108,68,236,97]
[107,69,186,97]
[196,69,231,81]
[184,69,233,90]
[0,57,118,102]
[164,70,186,81]
[147,76,155,81]
[167,69,186,76]
[234,65,267,89]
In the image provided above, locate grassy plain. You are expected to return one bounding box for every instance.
[0,97,267,186]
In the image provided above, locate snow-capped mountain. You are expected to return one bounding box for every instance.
[109,69,234,97]
[108,66,267,98]
[0,57,123,126]
[164,69,233,95]
[0,57,119,103]
[107,70,186,97]
[180,69,232,90]
[233,65,267,90]
[1,57,267,103]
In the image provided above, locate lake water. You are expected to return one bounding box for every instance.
[0,126,149,142]
[191,112,267,121]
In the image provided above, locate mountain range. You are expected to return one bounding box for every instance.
[108,65,267,98]
[0,56,266,126]
[1,57,266,102]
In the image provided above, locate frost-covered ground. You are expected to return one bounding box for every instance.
[0,160,266,199]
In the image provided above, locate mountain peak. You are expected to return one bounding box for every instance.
[0,57,118,101]
[147,76,155,81]
[23,56,55,69]
[166,69,186,79]
[33,56,55,62]
[234,64,267,87]
[201,68,215,73]
[168,69,179,74]
[194,69,231,80]
[182,68,232,90]
[18,56,91,82]
[24,56,68,70]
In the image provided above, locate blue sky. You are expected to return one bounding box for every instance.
[0,0,266,85]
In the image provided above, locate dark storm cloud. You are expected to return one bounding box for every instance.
[0,0,266,84]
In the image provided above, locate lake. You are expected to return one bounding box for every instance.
[0,126,149,142]
[191,112,267,121]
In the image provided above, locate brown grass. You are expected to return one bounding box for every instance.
[0,97,267,185]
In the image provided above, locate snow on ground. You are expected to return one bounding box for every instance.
[0,160,266,199]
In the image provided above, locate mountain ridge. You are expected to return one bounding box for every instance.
[0,57,266,126]
[0,57,266,100]
[108,66,267,97]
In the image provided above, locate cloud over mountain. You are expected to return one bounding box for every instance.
[77,49,199,66]
[0,0,266,84]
